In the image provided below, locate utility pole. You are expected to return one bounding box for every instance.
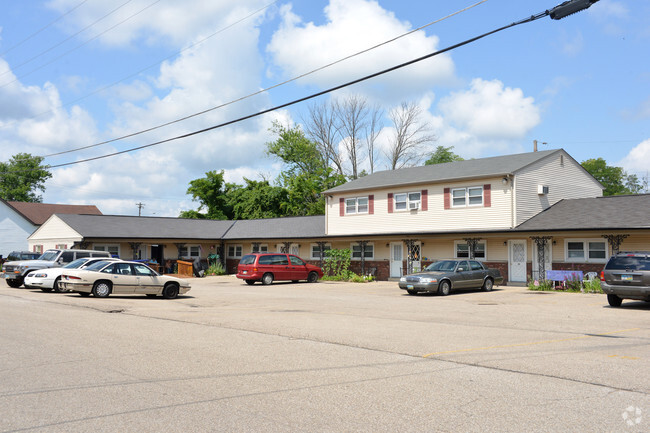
[136,202,145,216]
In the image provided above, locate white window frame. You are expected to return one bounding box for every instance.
[251,244,268,253]
[227,244,243,258]
[454,241,486,260]
[565,239,608,263]
[345,196,369,215]
[394,191,421,212]
[94,244,120,257]
[350,243,374,261]
[310,243,331,260]
[451,186,483,208]
[33,245,43,254]
[178,245,200,259]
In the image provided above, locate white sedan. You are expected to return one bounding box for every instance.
[60,260,191,299]
[24,257,120,293]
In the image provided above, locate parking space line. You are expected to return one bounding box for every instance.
[422,328,640,358]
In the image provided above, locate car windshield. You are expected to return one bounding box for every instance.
[606,256,650,271]
[84,260,112,271]
[424,260,458,272]
[38,251,59,261]
[239,255,256,265]
[63,258,89,269]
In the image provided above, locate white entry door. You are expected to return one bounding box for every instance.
[390,242,403,278]
[509,240,527,283]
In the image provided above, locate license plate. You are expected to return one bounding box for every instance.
[242,270,248,274]
[621,274,633,281]
[407,285,414,290]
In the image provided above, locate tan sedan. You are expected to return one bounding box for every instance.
[60,260,191,299]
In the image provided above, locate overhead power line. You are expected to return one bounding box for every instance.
[0,0,162,89]
[44,3,581,170]
[34,0,489,160]
[0,0,90,57]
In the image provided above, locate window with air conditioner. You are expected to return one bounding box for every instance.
[395,191,421,211]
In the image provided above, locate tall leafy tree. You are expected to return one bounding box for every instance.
[225,179,288,220]
[267,122,346,215]
[180,170,232,219]
[0,153,52,202]
[424,146,464,165]
[581,158,640,196]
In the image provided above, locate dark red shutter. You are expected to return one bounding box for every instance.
[339,198,345,216]
[388,193,393,213]
[369,195,374,214]
[421,190,428,211]
[484,184,491,207]
[444,188,450,209]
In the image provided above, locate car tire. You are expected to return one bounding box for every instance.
[162,283,179,299]
[78,291,91,297]
[406,289,418,295]
[92,281,111,298]
[307,272,319,283]
[245,280,255,285]
[53,277,66,293]
[262,273,274,285]
[438,280,451,296]
[6,278,22,288]
[607,294,623,307]
[482,278,494,292]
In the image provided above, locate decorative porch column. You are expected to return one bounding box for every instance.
[530,236,552,281]
[174,243,186,259]
[403,239,419,274]
[356,241,369,275]
[602,234,629,255]
[316,241,328,269]
[280,242,292,253]
[463,238,482,259]
[252,242,261,253]
[128,242,142,260]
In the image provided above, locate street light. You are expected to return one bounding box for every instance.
[549,0,600,20]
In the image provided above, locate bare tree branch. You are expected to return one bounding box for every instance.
[385,101,437,170]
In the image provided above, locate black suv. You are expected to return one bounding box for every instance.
[600,252,650,307]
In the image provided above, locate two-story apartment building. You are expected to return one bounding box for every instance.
[26,149,650,283]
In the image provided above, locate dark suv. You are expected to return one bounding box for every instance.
[236,253,323,285]
[600,252,650,307]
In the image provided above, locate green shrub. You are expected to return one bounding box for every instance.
[322,249,352,279]
[207,261,225,275]
[582,278,603,294]
[528,279,555,291]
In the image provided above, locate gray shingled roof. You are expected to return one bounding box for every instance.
[54,214,235,239]
[223,216,325,239]
[324,149,562,194]
[515,194,650,231]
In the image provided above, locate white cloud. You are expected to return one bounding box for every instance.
[266,0,456,103]
[438,78,540,141]
[618,139,650,174]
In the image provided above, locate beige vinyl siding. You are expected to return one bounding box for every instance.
[515,151,602,225]
[327,177,513,236]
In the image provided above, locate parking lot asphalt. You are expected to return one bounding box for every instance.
[1,276,648,432]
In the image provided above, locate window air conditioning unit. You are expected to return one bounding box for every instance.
[409,202,420,210]
[538,185,549,195]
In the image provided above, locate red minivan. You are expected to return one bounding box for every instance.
[236,253,323,285]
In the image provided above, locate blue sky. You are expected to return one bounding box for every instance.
[0,0,648,217]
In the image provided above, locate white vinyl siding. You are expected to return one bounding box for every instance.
[327,178,511,236]
[515,150,602,225]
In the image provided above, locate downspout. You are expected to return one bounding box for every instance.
[510,175,515,229]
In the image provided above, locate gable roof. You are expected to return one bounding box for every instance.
[5,201,102,225]
[515,194,650,231]
[53,214,235,239]
[224,216,325,240]
[324,149,573,194]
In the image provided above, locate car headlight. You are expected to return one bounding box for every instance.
[400,277,406,282]
[420,277,437,283]
[32,273,48,278]
[18,266,29,272]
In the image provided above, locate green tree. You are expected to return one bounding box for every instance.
[267,122,346,215]
[581,158,640,196]
[179,170,232,219]
[424,146,464,165]
[225,178,288,220]
[0,153,52,202]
